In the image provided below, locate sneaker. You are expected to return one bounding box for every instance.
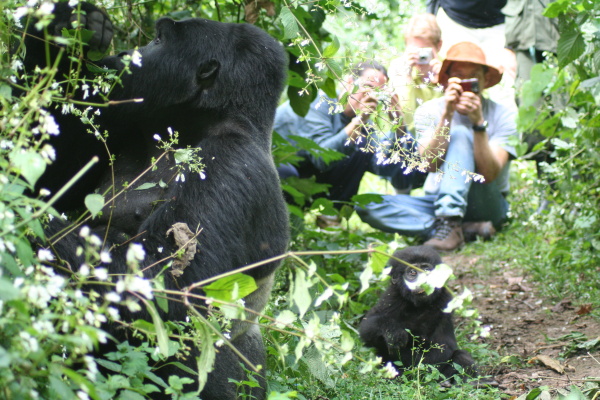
[424,217,464,252]
[462,221,496,242]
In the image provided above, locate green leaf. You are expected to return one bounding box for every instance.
[135,182,158,190]
[358,265,373,294]
[326,59,343,80]
[204,273,257,302]
[0,278,20,301]
[117,390,146,400]
[154,275,169,314]
[194,321,216,393]
[287,70,306,88]
[543,0,570,18]
[368,245,390,274]
[96,359,122,373]
[85,193,104,218]
[291,269,311,318]
[557,27,585,68]
[9,150,46,186]
[351,193,383,207]
[524,387,543,400]
[143,300,170,358]
[288,86,317,117]
[322,37,340,58]
[279,7,299,40]
[0,83,12,100]
[427,263,453,288]
[48,375,75,399]
[320,77,337,99]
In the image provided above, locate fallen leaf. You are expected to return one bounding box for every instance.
[576,303,593,315]
[552,299,573,313]
[528,355,564,374]
[166,222,199,277]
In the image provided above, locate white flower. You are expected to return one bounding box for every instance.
[13,7,29,23]
[37,248,54,262]
[37,2,55,16]
[131,50,142,67]
[77,390,90,400]
[175,173,186,182]
[79,264,90,277]
[19,331,39,352]
[32,320,54,335]
[79,226,90,238]
[199,171,206,180]
[27,285,51,308]
[153,134,161,141]
[68,0,79,6]
[93,268,108,281]
[11,59,23,71]
[100,251,112,263]
[116,276,153,299]
[107,307,120,320]
[383,362,399,378]
[126,243,145,263]
[105,292,121,303]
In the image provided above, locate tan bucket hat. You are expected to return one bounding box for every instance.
[438,42,503,89]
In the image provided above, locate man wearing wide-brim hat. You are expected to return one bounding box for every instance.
[358,41,518,251]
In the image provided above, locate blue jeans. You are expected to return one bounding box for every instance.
[357,125,509,239]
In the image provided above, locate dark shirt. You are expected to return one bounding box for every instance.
[441,0,507,28]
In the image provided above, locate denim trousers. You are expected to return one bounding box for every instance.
[357,125,509,239]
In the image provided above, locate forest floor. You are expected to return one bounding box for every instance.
[445,252,600,399]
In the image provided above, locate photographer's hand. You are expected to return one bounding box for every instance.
[456,91,483,125]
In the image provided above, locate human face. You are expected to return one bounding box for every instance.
[405,37,441,79]
[446,61,487,91]
[343,68,388,118]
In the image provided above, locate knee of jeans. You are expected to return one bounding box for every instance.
[449,125,473,147]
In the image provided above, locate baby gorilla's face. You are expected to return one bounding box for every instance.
[403,263,435,294]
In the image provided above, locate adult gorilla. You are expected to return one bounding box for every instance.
[20,3,289,399]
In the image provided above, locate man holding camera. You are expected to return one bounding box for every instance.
[358,42,518,251]
[274,62,406,211]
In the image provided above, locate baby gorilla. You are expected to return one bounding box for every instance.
[359,245,478,380]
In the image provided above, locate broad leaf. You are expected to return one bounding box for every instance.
[10,150,46,186]
[279,6,299,40]
[204,273,257,302]
[557,27,585,68]
[85,193,104,218]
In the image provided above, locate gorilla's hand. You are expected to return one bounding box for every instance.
[384,328,408,356]
[53,3,114,54]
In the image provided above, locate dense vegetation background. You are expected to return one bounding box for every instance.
[0,0,598,399]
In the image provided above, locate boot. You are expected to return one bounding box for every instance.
[424,217,464,252]
[462,221,496,242]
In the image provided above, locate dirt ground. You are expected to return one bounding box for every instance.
[444,253,600,398]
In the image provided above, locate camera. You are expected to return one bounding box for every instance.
[459,78,480,94]
[417,47,433,65]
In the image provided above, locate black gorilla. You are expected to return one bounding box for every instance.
[359,246,479,381]
[20,3,289,399]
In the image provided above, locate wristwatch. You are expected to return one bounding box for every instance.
[473,121,488,132]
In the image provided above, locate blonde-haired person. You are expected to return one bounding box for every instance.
[388,13,444,134]
[384,13,444,192]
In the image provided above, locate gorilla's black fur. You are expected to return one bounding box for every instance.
[20,3,289,399]
[359,246,478,380]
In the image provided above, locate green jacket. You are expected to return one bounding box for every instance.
[503,0,559,52]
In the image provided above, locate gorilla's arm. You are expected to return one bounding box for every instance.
[22,2,113,75]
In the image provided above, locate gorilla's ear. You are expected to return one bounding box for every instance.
[197,59,220,89]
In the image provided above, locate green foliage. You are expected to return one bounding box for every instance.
[515,0,600,309]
